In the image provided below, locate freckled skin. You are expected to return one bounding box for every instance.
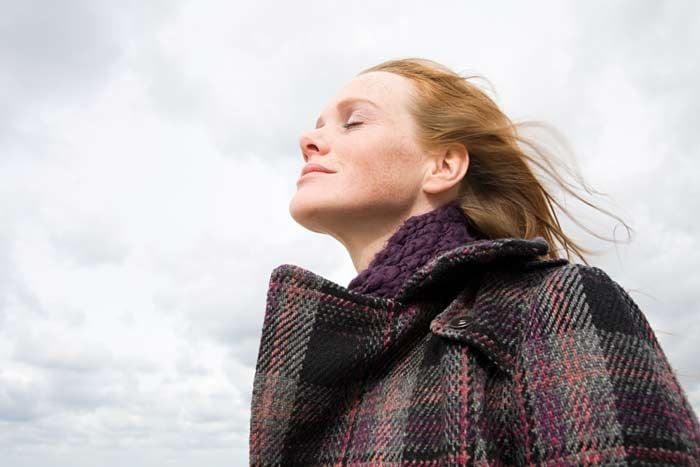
[290,71,469,273]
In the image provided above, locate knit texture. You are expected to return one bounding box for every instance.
[347,199,482,299]
[250,236,700,465]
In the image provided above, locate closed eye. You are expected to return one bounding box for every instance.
[343,121,363,129]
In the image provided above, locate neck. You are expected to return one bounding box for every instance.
[330,199,455,274]
[347,199,482,299]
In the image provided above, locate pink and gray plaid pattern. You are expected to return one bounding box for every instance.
[249,237,700,465]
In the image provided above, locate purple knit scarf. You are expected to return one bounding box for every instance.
[347,200,483,299]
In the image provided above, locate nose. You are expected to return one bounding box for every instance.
[299,130,327,162]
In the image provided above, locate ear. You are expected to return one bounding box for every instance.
[422,143,469,195]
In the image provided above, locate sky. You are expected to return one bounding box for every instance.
[1,1,698,465]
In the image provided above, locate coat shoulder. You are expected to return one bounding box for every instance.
[521,261,655,339]
[515,262,700,463]
[434,258,700,463]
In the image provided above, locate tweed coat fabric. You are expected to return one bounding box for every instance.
[249,236,700,466]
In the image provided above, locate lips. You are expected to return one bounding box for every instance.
[300,163,335,177]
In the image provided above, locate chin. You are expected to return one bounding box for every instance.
[288,193,336,234]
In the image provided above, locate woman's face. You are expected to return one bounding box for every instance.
[290,71,430,243]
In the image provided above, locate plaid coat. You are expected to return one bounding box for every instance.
[249,236,700,466]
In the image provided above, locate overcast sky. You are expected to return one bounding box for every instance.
[1,1,698,465]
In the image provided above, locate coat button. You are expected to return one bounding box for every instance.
[448,316,473,329]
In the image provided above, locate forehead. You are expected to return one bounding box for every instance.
[315,71,412,126]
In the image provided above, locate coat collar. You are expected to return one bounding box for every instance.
[424,237,570,376]
[269,236,568,376]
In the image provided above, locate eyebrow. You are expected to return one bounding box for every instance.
[315,97,380,128]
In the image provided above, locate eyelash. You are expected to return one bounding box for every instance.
[343,121,362,129]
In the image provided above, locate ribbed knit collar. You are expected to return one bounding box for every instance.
[346,200,484,300]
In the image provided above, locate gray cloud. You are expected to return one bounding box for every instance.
[48,222,129,267]
[0,1,120,151]
[0,375,45,422]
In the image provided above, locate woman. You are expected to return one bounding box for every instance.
[249,58,700,466]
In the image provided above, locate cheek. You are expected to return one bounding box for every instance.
[348,137,422,197]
